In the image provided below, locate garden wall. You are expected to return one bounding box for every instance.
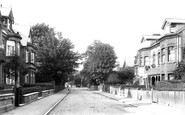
[0,93,14,114]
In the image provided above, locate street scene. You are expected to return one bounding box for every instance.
[1,0,185,115]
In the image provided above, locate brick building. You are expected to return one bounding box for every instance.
[134,18,185,87]
[0,6,36,85]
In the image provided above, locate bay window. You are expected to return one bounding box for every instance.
[6,40,15,56]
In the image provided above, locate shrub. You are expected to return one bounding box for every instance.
[0,84,14,90]
[121,84,146,90]
[21,83,54,90]
[155,80,185,91]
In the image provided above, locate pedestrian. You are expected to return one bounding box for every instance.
[67,85,70,92]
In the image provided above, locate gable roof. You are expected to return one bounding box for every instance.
[13,25,32,46]
[0,6,14,22]
[141,34,161,43]
[162,18,185,29]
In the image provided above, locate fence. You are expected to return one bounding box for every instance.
[98,85,185,107]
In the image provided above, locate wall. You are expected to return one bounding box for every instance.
[0,93,14,114]
[100,85,185,107]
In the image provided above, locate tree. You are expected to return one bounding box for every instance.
[105,71,121,84]
[174,59,185,81]
[83,40,117,85]
[4,55,28,85]
[32,23,81,85]
[118,66,135,84]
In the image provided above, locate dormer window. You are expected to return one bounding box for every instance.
[170,24,176,33]
[2,18,10,29]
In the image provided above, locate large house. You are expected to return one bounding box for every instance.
[0,6,36,85]
[134,18,185,87]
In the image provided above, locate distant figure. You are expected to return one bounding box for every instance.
[67,85,69,92]
[65,82,70,92]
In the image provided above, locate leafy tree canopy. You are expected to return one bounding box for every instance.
[83,40,117,85]
[32,23,81,85]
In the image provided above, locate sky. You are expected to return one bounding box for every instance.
[2,0,185,68]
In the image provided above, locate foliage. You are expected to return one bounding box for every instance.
[20,86,41,95]
[21,83,54,90]
[120,85,146,90]
[174,59,185,81]
[83,40,117,85]
[118,66,135,84]
[0,84,14,90]
[3,55,28,85]
[73,71,88,87]
[155,80,185,91]
[105,71,121,84]
[32,23,81,85]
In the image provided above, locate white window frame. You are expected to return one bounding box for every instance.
[168,46,175,62]
[17,42,20,56]
[161,48,165,63]
[144,56,149,66]
[31,52,34,63]
[6,40,15,56]
[26,50,29,63]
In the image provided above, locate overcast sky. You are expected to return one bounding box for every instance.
[2,0,185,67]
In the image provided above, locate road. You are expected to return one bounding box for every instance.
[49,87,137,115]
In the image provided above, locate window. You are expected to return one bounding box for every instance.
[6,41,15,56]
[28,36,32,43]
[26,50,28,63]
[168,74,174,80]
[144,56,149,66]
[140,57,143,66]
[170,24,176,33]
[17,43,20,56]
[158,52,160,65]
[31,52,35,63]
[168,46,175,61]
[161,48,165,63]
[25,74,29,83]
[153,54,156,64]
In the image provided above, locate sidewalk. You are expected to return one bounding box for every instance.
[2,89,69,115]
[94,90,185,115]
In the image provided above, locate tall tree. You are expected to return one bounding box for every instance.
[83,40,117,85]
[32,23,81,85]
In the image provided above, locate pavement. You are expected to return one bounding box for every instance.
[93,90,185,115]
[2,88,69,115]
[2,88,185,115]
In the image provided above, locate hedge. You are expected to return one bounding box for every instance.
[121,85,146,90]
[21,83,54,90]
[155,80,185,91]
[20,86,41,95]
[0,84,14,90]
